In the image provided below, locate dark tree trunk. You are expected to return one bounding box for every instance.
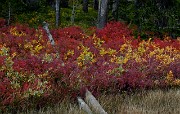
[155,0,168,31]
[23,0,40,10]
[134,0,141,33]
[97,0,109,29]
[26,0,38,4]
[7,2,11,25]
[55,0,60,27]
[93,0,98,10]
[61,0,68,8]
[83,0,88,13]
[46,0,68,8]
[112,0,119,21]
[46,0,54,7]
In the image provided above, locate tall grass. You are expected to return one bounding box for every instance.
[17,88,180,114]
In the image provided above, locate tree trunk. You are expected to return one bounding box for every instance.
[97,0,109,29]
[7,2,11,25]
[61,0,68,8]
[134,0,141,33]
[83,0,88,13]
[112,0,119,21]
[93,0,98,10]
[55,0,60,27]
[71,0,76,24]
[46,0,68,8]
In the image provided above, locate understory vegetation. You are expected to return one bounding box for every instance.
[0,18,180,113]
[0,1,180,113]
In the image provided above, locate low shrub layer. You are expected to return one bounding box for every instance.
[0,20,179,112]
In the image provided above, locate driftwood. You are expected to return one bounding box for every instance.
[43,21,55,46]
[85,90,108,114]
[77,97,93,114]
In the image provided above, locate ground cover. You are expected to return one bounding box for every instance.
[0,18,180,113]
[19,89,180,114]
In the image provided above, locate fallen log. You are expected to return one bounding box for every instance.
[43,21,55,46]
[77,97,93,114]
[85,90,108,114]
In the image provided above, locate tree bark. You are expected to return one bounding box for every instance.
[61,0,68,8]
[77,97,93,114]
[71,0,76,24]
[7,2,11,25]
[112,0,119,21]
[85,90,107,114]
[46,0,68,8]
[93,0,98,10]
[83,0,89,13]
[55,0,60,27]
[97,0,109,29]
[43,22,55,46]
[134,0,141,33]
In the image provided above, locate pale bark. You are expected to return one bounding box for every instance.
[85,90,108,114]
[77,97,93,114]
[43,22,55,46]
[71,0,77,24]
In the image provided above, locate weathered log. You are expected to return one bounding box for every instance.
[42,21,55,46]
[85,90,108,114]
[77,97,93,114]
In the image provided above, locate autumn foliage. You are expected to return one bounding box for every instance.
[0,19,180,112]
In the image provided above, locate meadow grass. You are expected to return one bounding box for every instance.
[17,88,180,114]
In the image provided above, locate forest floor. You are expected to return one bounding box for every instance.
[17,88,180,114]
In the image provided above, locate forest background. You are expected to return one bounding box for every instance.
[0,0,180,113]
[0,0,180,39]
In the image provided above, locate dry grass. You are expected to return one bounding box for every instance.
[18,89,180,114]
[16,100,86,114]
[99,89,180,114]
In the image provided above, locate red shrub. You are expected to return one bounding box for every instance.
[0,21,180,112]
[0,18,6,28]
[96,21,133,41]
